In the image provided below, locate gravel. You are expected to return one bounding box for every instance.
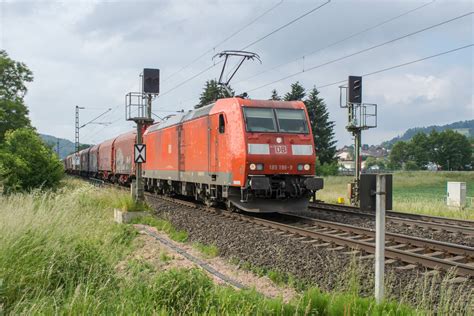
[147,197,473,311]
[287,208,474,247]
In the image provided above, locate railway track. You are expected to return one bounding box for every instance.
[148,194,474,278]
[310,202,474,236]
[87,179,474,277]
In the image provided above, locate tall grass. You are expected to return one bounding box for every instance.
[318,171,474,219]
[0,178,439,314]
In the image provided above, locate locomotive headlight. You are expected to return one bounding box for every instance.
[256,163,264,171]
[249,163,257,170]
[304,164,311,171]
[297,164,304,171]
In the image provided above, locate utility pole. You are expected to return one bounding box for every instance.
[74,106,112,168]
[75,106,85,169]
[126,68,159,203]
[340,76,377,207]
[56,139,60,157]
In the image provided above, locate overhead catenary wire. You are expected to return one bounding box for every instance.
[245,11,473,93]
[234,0,436,85]
[164,0,284,81]
[159,0,331,99]
[241,0,331,50]
[313,44,473,90]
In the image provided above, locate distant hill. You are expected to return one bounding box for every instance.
[381,120,474,148]
[40,134,92,159]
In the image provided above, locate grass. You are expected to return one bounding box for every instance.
[131,215,188,242]
[317,171,474,219]
[0,178,468,314]
[114,193,151,212]
[193,242,219,258]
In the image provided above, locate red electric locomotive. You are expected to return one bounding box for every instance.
[143,97,323,213]
[64,97,323,213]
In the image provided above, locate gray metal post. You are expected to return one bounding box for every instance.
[352,130,361,206]
[147,93,152,119]
[375,174,386,304]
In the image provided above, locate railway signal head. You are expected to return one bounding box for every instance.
[143,68,160,94]
[348,76,362,104]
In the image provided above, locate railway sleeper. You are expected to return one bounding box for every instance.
[396,264,417,271]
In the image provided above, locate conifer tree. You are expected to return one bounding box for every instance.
[283,81,305,101]
[195,79,234,109]
[270,89,281,100]
[305,87,337,165]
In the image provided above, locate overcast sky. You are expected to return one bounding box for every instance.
[1,0,473,146]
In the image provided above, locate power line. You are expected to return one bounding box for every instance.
[241,0,331,50]
[159,0,331,99]
[314,44,473,90]
[245,12,473,93]
[165,0,284,81]
[235,0,436,85]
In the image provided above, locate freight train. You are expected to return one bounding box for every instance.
[64,98,324,212]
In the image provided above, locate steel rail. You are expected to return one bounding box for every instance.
[85,180,473,277]
[227,213,474,278]
[150,195,474,278]
[310,202,474,235]
[277,213,473,257]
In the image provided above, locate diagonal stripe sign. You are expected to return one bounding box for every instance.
[134,144,146,163]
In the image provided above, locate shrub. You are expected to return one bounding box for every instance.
[0,128,63,193]
[316,158,339,176]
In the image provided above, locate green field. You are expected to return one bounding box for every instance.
[317,171,474,219]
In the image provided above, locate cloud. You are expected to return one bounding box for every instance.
[1,0,472,147]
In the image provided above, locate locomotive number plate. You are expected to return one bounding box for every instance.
[273,145,287,154]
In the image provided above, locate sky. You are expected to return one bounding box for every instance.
[1,0,473,147]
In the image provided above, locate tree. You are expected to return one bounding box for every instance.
[195,79,234,109]
[0,128,63,193]
[0,50,33,101]
[0,99,31,142]
[430,130,472,170]
[389,141,410,169]
[270,89,281,100]
[284,82,305,101]
[365,156,377,169]
[410,132,430,169]
[389,130,472,171]
[305,87,337,165]
[0,50,33,142]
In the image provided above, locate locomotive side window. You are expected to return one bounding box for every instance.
[243,108,277,132]
[275,109,309,134]
[219,113,225,133]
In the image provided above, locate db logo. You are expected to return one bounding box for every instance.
[273,145,287,154]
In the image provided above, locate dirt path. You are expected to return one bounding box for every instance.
[118,224,297,302]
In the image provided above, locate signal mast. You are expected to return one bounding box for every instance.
[339,76,377,207]
[125,69,160,202]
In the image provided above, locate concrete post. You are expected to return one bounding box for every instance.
[375,174,386,304]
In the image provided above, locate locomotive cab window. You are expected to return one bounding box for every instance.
[243,108,277,132]
[275,109,309,134]
[219,114,225,133]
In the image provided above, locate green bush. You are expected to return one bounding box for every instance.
[316,158,339,176]
[0,128,63,193]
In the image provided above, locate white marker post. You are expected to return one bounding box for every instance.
[375,174,386,304]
